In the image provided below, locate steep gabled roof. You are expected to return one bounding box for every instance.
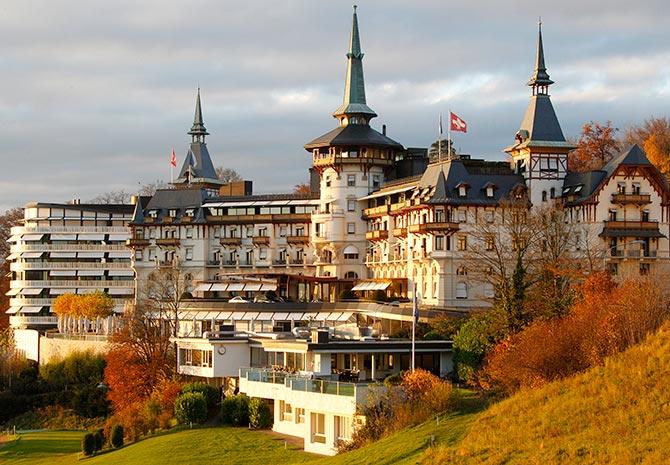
[304,124,403,150]
[176,142,220,183]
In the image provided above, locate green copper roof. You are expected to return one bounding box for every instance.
[188,88,209,137]
[333,5,377,120]
[527,21,554,87]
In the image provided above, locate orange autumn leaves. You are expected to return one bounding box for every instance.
[482,273,670,394]
[52,291,114,319]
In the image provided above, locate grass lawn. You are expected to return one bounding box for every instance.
[0,430,85,465]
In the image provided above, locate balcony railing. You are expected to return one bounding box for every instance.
[611,193,652,205]
[604,220,659,230]
[10,297,130,306]
[240,368,357,397]
[13,226,129,234]
[11,244,129,252]
[408,222,460,234]
[11,261,130,270]
[156,238,181,247]
[11,280,133,288]
[127,238,150,247]
[392,227,407,237]
[252,236,270,245]
[9,316,59,326]
[362,205,389,219]
[219,237,242,245]
[286,235,310,244]
[389,201,410,214]
[365,230,388,241]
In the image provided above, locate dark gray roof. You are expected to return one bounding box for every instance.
[206,193,319,203]
[599,228,665,238]
[176,142,220,183]
[305,124,403,150]
[188,89,209,137]
[528,22,554,87]
[25,202,134,214]
[602,144,652,175]
[145,188,205,210]
[411,158,526,206]
[519,95,565,142]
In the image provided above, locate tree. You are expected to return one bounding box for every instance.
[293,183,312,195]
[88,190,131,204]
[138,180,169,196]
[174,392,207,425]
[110,424,124,448]
[428,138,455,162]
[568,121,621,172]
[82,433,96,456]
[216,167,243,183]
[625,117,670,179]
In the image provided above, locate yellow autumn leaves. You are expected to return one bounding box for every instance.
[52,291,114,318]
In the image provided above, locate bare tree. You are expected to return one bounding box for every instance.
[139,180,169,196]
[88,190,132,204]
[216,167,243,183]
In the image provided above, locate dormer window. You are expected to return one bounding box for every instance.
[148,210,158,218]
[486,187,494,198]
[169,209,177,218]
[574,185,583,194]
[185,209,195,217]
[456,182,469,198]
[562,187,571,195]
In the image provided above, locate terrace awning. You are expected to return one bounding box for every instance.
[21,234,44,241]
[50,270,77,276]
[107,251,130,258]
[194,283,213,292]
[18,306,43,314]
[20,252,44,259]
[77,234,105,241]
[50,252,77,258]
[78,270,105,276]
[108,270,134,277]
[50,288,76,295]
[51,234,77,241]
[351,281,392,291]
[77,252,105,258]
[107,288,134,295]
[107,234,130,241]
[20,288,43,295]
[210,283,229,292]
[5,288,20,296]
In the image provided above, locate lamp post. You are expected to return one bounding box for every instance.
[603,239,645,272]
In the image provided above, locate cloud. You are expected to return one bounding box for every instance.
[0,0,669,211]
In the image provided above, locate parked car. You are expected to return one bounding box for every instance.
[228,296,250,303]
[253,295,272,303]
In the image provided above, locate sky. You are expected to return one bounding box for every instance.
[1,0,669,211]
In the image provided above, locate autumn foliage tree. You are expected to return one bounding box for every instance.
[568,120,621,172]
[481,273,670,394]
[625,116,670,179]
[52,292,114,319]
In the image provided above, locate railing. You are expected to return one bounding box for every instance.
[220,237,242,245]
[362,205,390,218]
[392,227,407,237]
[286,235,309,244]
[10,297,130,306]
[9,316,58,325]
[156,238,180,246]
[11,244,129,252]
[240,367,357,397]
[13,226,129,234]
[611,193,651,204]
[252,236,270,245]
[408,222,460,234]
[11,261,130,270]
[366,230,389,241]
[11,280,133,288]
[604,220,659,230]
[45,333,110,342]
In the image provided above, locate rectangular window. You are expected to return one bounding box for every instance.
[202,350,212,367]
[372,175,381,189]
[458,210,467,223]
[311,412,326,444]
[185,248,193,261]
[134,249,143,261]
[485,235,494,251]
[334,415,351,442]
[347,223,356,234]
[186,227,193,238]
[280,226,287,237]
[280,401,293,422]
[435,235,444,250]
[169,209,177,217]
[259,248,267,260]
[347,200,356,212]
[295,407,305,424]
[434,209,444,222]
[485,210,494,223]
[148,248,156,261]
[457,235,467,251]
[325,177,331,188]
[347,174,356,187]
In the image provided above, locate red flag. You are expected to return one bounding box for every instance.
[170,148,177,167]
[450,112,467,133]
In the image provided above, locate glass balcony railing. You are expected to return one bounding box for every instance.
[240,367,356,397]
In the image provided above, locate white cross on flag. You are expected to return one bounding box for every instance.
[450,112,467,133]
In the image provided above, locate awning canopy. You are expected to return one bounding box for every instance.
[107,234,130,241]
[20,288,43,296]
[227,283,245,292]
[78,252,105,258]
[599,228,665,238]
[107,288,134,295]
[50,270,77,276]
[78,234,105,241]
[5,253,17,261]
[351,281,392,291]
[194,283,213,292]
[108,270,134,277]
[5,288,20,296]
[51,234,77,241]
[51,288,76,295]
[209,283,228,292]
[20,252,44,259]
[77,289,97,294]
[50,252,77,258]
[107,251,130,258]
[18,306,43,314]
[78,270,105,276]
[21,234,44,241]
[5,307,19,315]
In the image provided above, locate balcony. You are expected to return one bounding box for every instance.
[12,261,130,271]
[362,205,389,219]
[408,222,460,235]
[604,220,658,230]
[156,238,180,247]
[219,237,242,246]
[252,236,270,245]
[601,220,662,239]
[312,153,394,168]
[611,193,651,205]
[365,230,389,241]
[10,297,129,307]
[11,280,133,288]
[392,227,407,238]
[286,235,309,244]
[206,213,311,224]
[9,316,59,328]
[14,226,129,234]
[11,243,129,252]
[127,238,150,247]
[389,201,410,214]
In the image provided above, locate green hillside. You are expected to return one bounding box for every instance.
[423,322,670,464]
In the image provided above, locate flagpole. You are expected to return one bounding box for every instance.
[411,281,417,372]
[170,148,174,183]
[448,109,452,159]
[438,113,442,162]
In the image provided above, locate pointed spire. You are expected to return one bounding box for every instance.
[333,5,377,125]
[188,87,209,142]
[527,19,554,91]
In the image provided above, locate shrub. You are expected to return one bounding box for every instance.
[248,398,272,429]
[110,424,124,448]
[181,382,220,413]
[93,429,104,451]
[220,394,250,426]
[452,313,498,384]
[81,432,96,456]
[174,392,208,425]
[338,289,356,301]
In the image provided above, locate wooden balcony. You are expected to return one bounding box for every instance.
[392,227,407,238]
[365,230,389,241]
[312,153,394,168]
[408,222,460,234]
[126,238,150,248]
[156,238,180,247]
[611,193,651,205]
[205,213,311,224]
[389,202,410,214]
[362,205,389,219]
[252,236,270,245]
[603,220,659,230]
[286,235,310,244]
[219,237,242,246]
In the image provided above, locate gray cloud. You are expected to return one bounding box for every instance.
[1,0,669,210]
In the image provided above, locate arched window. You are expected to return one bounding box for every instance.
[344,271,358,279]
[343,245,359,260]
[456,282,468,299]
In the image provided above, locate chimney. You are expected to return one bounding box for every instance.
[382,124,387,136]
[130,195,138,205]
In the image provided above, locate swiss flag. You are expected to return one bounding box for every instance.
[450,112,467,133]
[170,148,177,167]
